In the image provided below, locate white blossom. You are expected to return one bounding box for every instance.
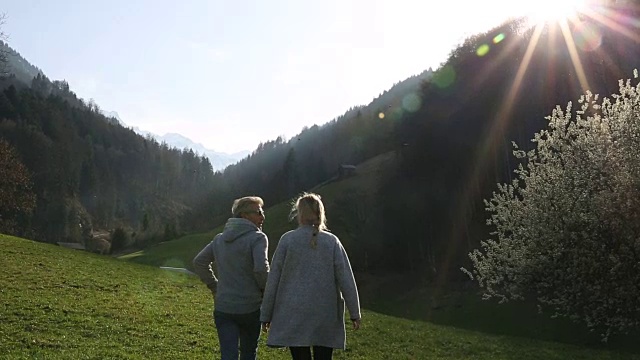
[463,71,640,341]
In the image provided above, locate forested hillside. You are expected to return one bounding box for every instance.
[2,2,639,267]
[190,4,640,278]
[0,43,216,247]
[386,8,640,278]
[185,68,435,229]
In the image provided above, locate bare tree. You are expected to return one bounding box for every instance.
[0,13,8,77]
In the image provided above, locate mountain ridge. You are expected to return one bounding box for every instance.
[135,126,249,171]
[1,39,247,172]
[98,110,248,171]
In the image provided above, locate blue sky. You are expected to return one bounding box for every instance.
[1,0,548,153]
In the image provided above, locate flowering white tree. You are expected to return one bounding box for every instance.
[463,70,640,341]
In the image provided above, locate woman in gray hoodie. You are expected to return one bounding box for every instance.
[260,193,361,360]
[193,196,270,360]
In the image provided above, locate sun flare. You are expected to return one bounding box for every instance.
[522,0,590,25]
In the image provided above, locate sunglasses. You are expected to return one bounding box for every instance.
[246,209,265,217]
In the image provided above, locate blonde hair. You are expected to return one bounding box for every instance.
[291,193,327,248]
[232,196,264,217]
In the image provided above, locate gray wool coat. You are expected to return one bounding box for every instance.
[260,225,361,349]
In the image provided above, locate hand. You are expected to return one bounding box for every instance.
[207,283,217,297]
[261,322,270,333]
[352,318,361,330]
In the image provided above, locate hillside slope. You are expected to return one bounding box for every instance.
[3,233,638,359]
[121,150,398,272]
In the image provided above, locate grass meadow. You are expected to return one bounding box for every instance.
[2,234,640,359]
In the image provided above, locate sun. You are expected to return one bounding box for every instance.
[521,0,590,25]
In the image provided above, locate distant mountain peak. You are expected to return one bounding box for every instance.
[161,133,196,144]
[104,111,248,171]
[100,110,123,125]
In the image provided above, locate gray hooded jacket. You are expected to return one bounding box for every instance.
[193,218,269,314]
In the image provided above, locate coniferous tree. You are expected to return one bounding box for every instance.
[0,139,36,234]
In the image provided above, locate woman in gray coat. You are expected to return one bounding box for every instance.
[260,192,361,360]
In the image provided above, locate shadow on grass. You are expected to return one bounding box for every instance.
[357,271,640,356]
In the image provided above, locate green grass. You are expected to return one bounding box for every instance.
[2,234,640,359]
[1,234,214,359]
[119,230,220,270]
[360,273,640,354]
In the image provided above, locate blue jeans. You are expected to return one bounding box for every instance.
[214,310,261,360]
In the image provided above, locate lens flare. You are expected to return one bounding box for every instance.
[493,33,505,44]
[523,0,588,26]
[573,21,602,52]
[476,44,490,57]
[432,65,456,89]
[402,93,422,113]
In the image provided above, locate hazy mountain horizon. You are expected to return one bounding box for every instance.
[102,110,249,171]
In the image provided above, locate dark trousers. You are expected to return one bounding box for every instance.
[213,310,261,360]
[289,346,334,360]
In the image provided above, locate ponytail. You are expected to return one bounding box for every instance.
[311,224,319,248]
[291,192,327,249]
